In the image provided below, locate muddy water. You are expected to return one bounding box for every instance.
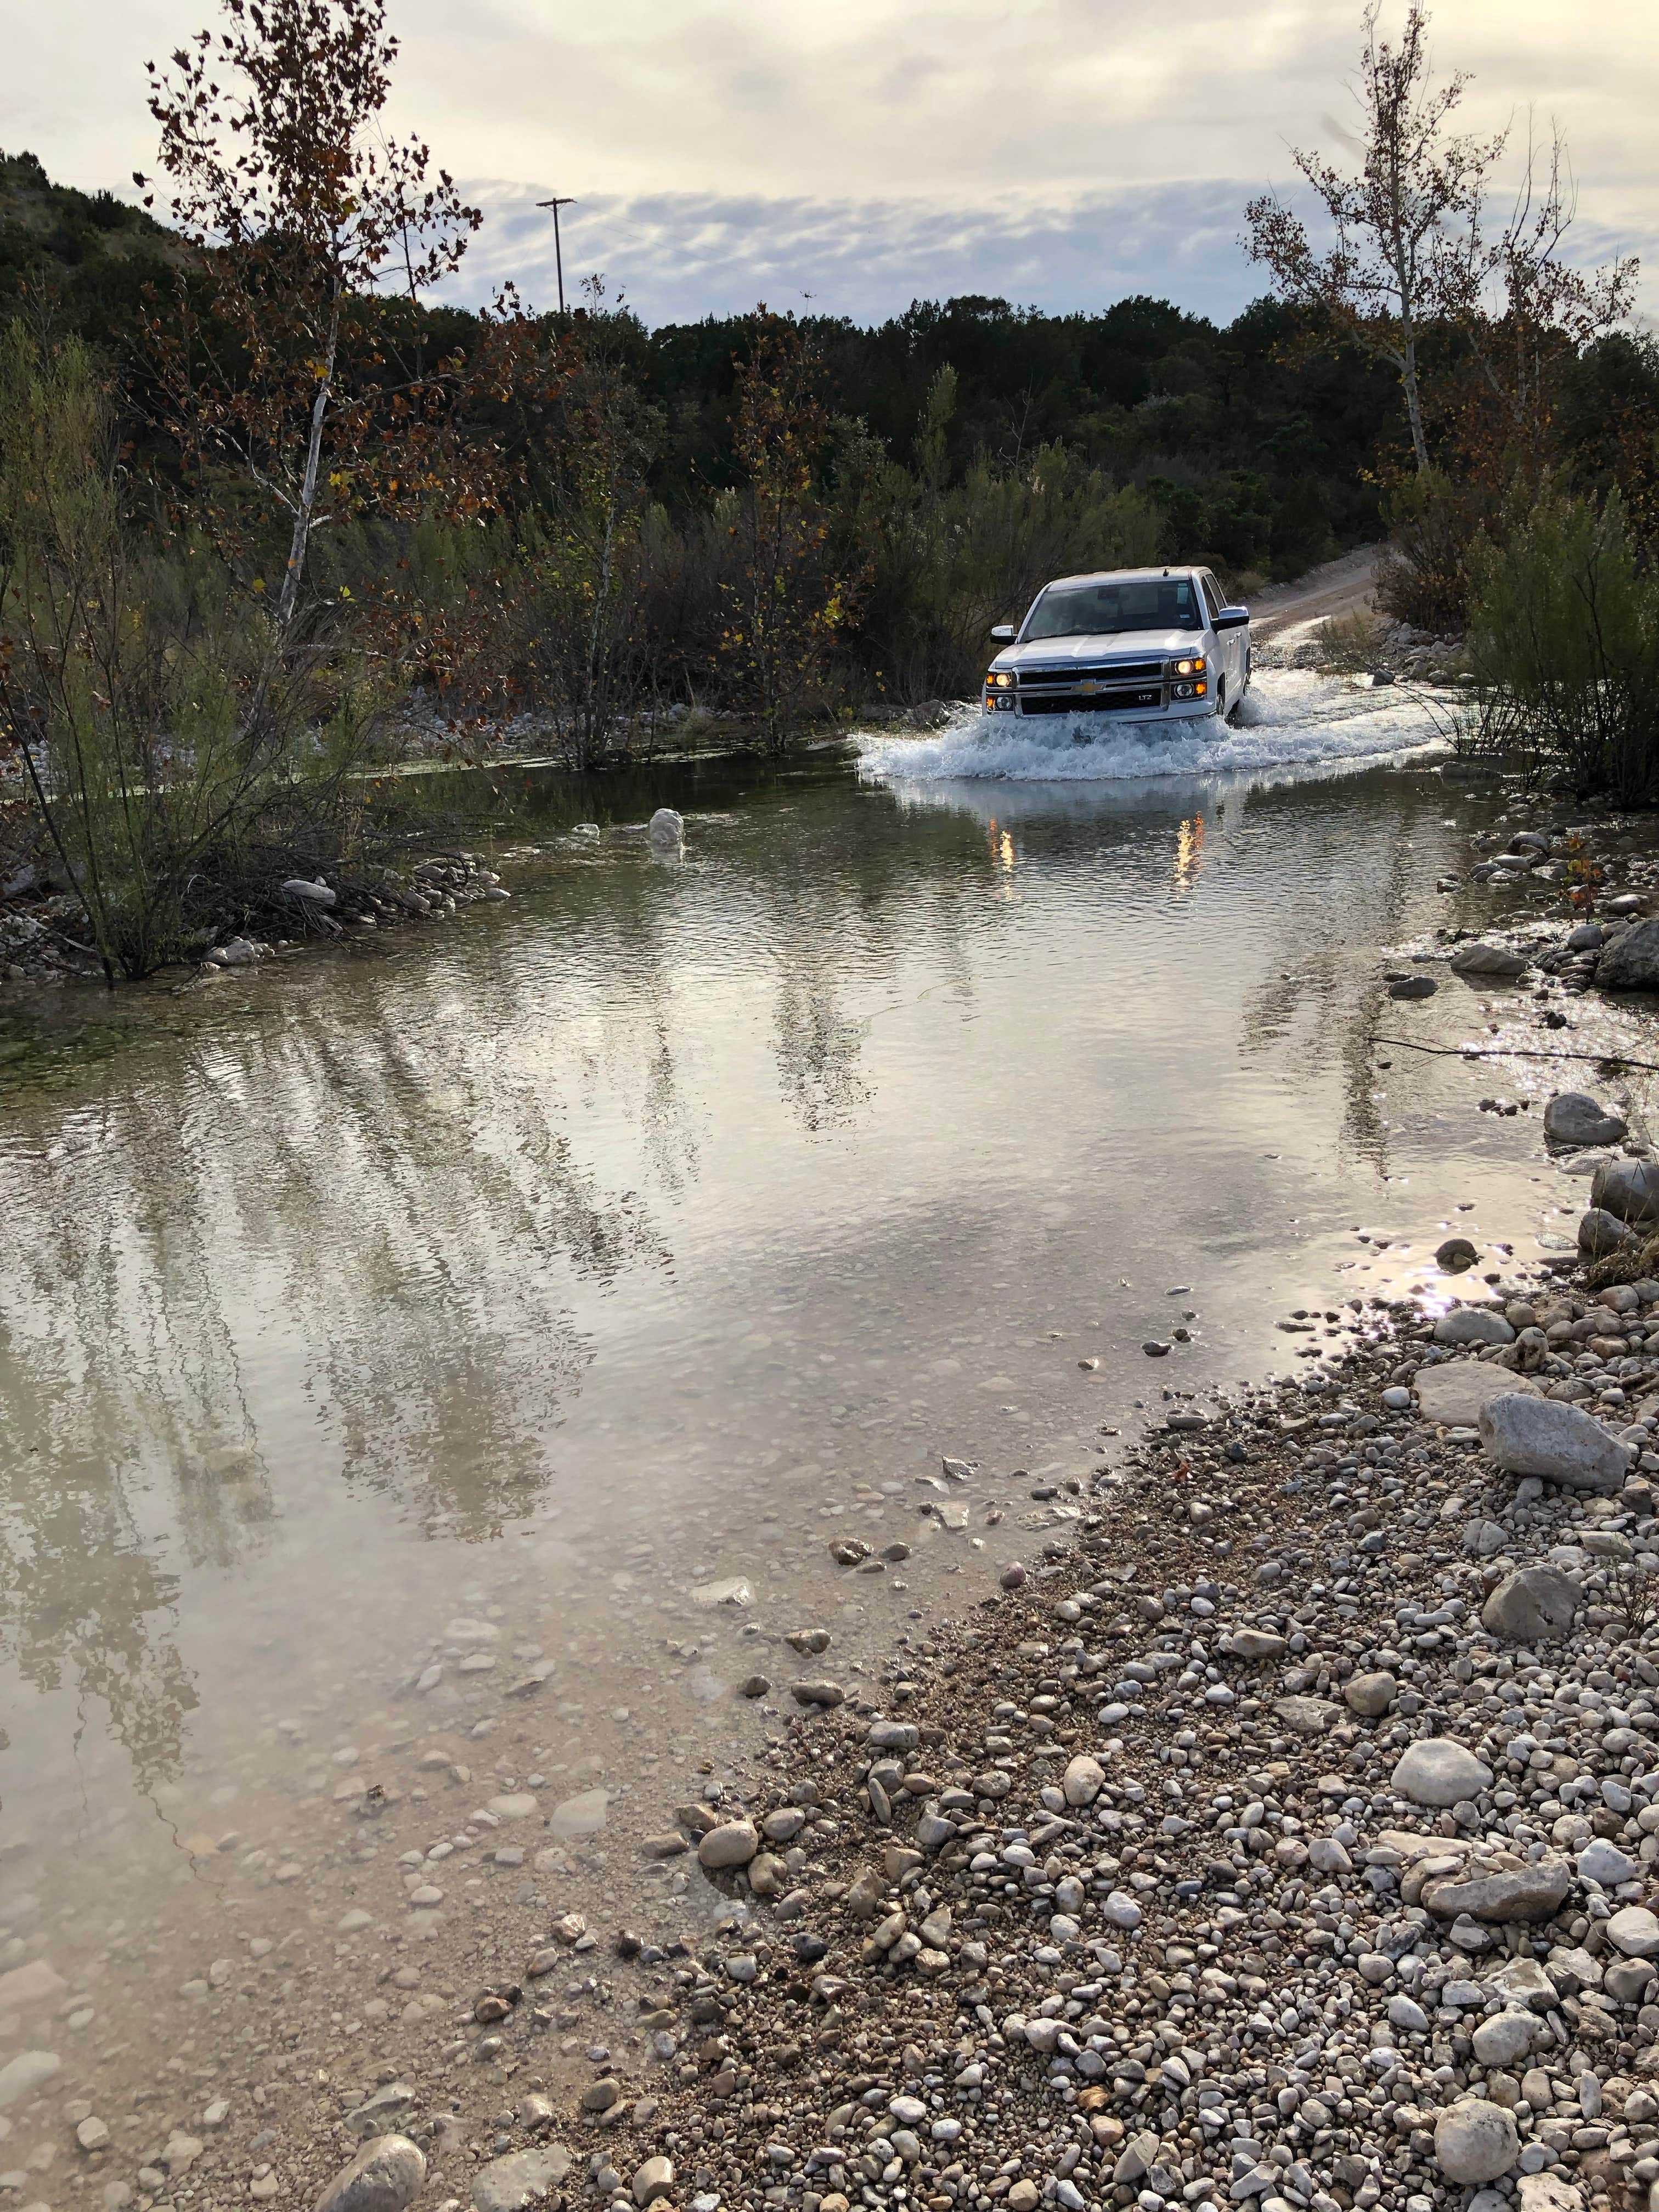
[0,737,1650,2175]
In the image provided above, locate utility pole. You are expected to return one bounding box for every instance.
[536,196,577,315]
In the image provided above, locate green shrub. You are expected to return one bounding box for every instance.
[1465,488,1659,802]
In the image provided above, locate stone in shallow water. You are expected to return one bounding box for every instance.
[547,1790,608,1841]
[692,1576,753,1609]
[1544,1092,1628,1148]
[487,1793,539,1821]
[470,2145,573,2212]
[0,2049,60,2109]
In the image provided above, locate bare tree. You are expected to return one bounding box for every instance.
[1245,3,1504,472]
[1447,128,1640,478]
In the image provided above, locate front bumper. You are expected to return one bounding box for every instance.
[984,657,1214,719]
[983,691,1220,721]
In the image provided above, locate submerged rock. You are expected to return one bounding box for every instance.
[648,808,685,849]
[470,2145,573,2212]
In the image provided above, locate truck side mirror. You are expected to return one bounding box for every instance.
[989,624,1016,642]
[1215,607,1250,630]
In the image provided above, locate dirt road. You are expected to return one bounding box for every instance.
[1249,542,1381,646]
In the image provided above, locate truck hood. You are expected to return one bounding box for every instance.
[992,628,1204,669]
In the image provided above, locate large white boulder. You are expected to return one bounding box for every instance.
[1392,1740,1492,1808]
[1478,1393,1631,1494]
[1434,2100,1519,2183]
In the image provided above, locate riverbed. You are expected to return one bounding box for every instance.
[1,676,1652,2196]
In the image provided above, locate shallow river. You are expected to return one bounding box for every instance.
[0,679,1651,2181]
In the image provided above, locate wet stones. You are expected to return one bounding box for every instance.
[1436,1235,1480,1272]
[1389,974,1437,1000]
[313,2135,427,2212]
[1593,915,1659,990]
[1477,1392,1631,1493]
[1544,1092,1629,1148]
[1449,941,1531,979]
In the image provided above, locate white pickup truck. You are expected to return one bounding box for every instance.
[982,566,1251,725]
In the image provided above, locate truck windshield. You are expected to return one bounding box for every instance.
[1024,577,1200,639]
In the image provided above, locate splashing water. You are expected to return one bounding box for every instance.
[856,667,1452,784]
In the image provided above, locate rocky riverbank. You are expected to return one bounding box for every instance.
[197,1232,1659,2212]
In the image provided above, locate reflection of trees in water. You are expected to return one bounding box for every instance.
[0,952,682,1790]
[0,1444,198,1796]
[1232,784,1426,1173]
[0,764,1013,1797]
[774,958,872,1133]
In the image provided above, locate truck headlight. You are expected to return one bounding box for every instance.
[1175,657,1206,678]
[987,670,1014,687]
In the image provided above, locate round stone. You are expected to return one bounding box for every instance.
[1392,1739,1493,1808]
[1434,2100,1519,2184]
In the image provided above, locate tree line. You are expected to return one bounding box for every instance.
[2,0,1657,983]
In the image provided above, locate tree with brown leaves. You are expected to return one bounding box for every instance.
[136,0,523,634]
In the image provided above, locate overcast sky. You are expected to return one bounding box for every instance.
[7,0,1656,328]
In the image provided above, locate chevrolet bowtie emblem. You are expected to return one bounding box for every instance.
[1074,678,1099,695]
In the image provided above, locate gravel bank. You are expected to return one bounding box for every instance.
[267,1263,1659,2212]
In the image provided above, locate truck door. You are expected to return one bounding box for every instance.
[1202,572,1243,704]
